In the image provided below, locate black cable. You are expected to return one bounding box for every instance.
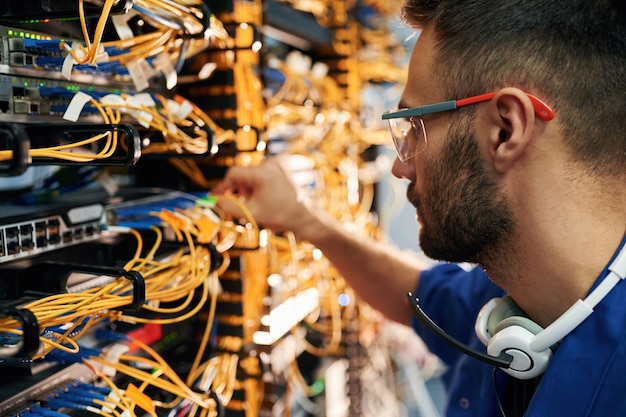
[405,292,513,367]
[493,367,507,417]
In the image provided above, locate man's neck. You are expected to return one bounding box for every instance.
[483,211,626,328]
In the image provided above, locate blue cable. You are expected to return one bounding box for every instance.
[94,328,129,343]
[46,398,90,412]
[66,386,107,402]
[77,384,111,394]
[30,409,71,417]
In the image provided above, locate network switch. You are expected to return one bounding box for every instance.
[0,201,104,264]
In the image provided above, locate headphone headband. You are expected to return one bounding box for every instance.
[531,244,626,352]
[408,236,626,380]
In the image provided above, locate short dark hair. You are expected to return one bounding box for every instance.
[402,0,626,178]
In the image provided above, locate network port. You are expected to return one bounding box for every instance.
[7,240,20,255]
[8,38,25,52]
[35,221,47,247]
[20,224,34,250]
[62,230,72,243]
[21,238,34,250]
[47,219,61,244]
[9,52,25,66]
[4,226,19,255]
[20,224,33,236]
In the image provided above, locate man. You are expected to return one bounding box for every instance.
[214,0,626,415]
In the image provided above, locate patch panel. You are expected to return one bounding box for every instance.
[0,362,98,416]
[0,203,105,264]
[0,74,126,120]
[0,25,139,88]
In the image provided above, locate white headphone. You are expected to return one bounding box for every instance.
[475,243,626,379]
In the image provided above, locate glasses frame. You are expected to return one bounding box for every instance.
[382,92,555,162]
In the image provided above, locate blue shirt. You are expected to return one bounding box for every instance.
[414,238,626,416]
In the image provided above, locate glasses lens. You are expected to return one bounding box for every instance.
[386,113,427,162]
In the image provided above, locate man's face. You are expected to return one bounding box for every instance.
[408,117,514,264]
[399,26,515,264]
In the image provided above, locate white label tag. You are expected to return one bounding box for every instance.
[155,53,178,90]
[111,9,139,40]
[127,60,150,92]
[63,91,93,122]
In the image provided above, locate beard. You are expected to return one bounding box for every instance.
[407,116,515,264]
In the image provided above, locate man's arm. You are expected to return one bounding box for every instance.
[212,159,427,325]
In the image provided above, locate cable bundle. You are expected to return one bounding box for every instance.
[63,90,236,158]
[61,0,232,88]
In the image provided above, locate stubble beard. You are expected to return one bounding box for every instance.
[406,117,516,266]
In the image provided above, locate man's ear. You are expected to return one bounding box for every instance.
[483,87,537,174]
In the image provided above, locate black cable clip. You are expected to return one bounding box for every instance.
[59,264,146,312]
[118,269,146,312]
[23,262,146,313]
[0,305,40,359]
[0,122,30,176]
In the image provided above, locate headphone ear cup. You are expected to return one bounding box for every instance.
[480,296,551,379]
[486,296,542,336]
[487,296,543,335]
[475,296,538,344]
[487,324,552,379]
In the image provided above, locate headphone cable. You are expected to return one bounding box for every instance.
[493,367,507,417]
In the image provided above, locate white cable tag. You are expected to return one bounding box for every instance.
[168,98,193,120]
[100,93,126,109]
[95,44,110,64]
[166,121,178,135]
[63,91,93,122]
[111,9,139,40]
[126,93,156,128]
[126,60,150,92]
[155,53,178,90]
[61,43,84,80]
[101,343,130,377]
[61,53,76,80]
